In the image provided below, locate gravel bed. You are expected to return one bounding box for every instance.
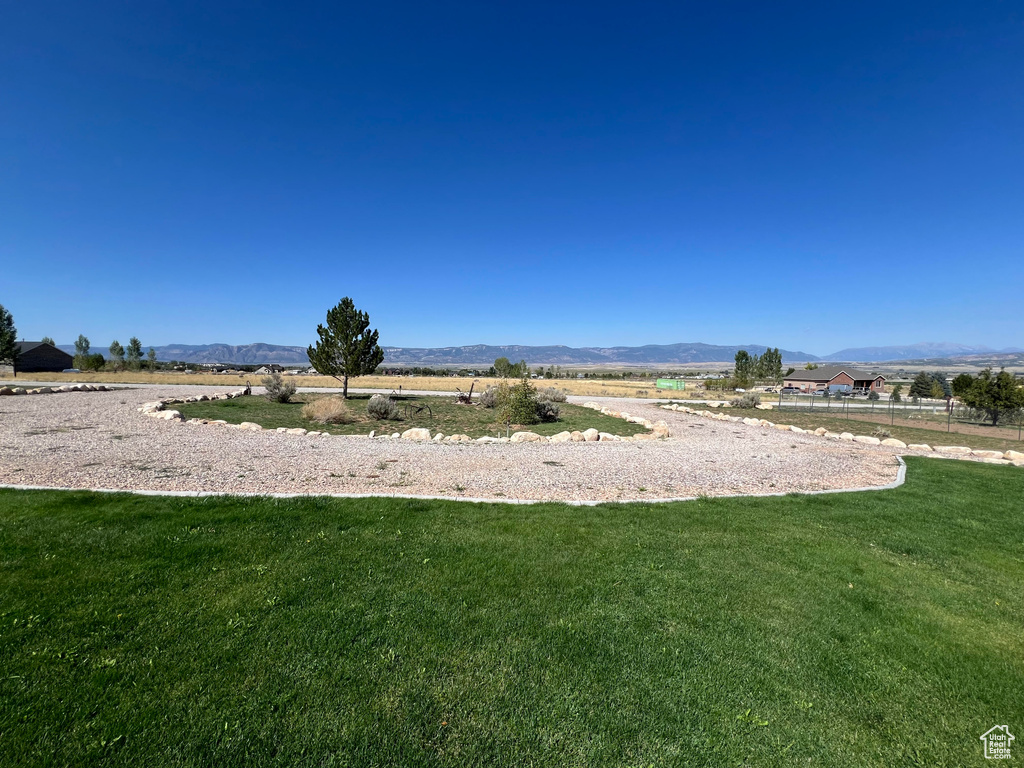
[0,387,902,503]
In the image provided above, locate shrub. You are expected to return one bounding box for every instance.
[537,387,568,403]
[479,386,499,409]
[871,427,892,439]
[367,394,401,421]
[730,393,761,408]
[535,400,560,422]
[262,372,296,403]
[867,390,880,401]
[301,396,353,424]
[499,379,539,425]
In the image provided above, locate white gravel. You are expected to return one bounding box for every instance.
[0,387,903,503]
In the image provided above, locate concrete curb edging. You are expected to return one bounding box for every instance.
[0,457,908,506]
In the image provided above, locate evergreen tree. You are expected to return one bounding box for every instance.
[909,371,933,399]
[307,297,385,398]
[126,337,143,370]
[147,348,157,370]
[0,304,18,374]
[890,384,903,403]
[951,373,975,398]
[40,336,56,347]
[961,368,1024,426]
[929,372,951,398]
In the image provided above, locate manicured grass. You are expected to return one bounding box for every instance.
[1,458,1022,766]
[174,394,644,437]
[722,405,1024,453]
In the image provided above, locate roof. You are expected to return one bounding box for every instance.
[785,366,884,382]
[15,341,61,354]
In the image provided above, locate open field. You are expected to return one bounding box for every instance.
[722,406,1024,454]
[1,458,1022,767]
[1,371,719,400]
[174,394,644,438]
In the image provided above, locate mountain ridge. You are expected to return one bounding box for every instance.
[55,341,1020,366]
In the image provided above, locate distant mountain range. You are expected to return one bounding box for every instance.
[821,342,1023,362]
[56,340,1022,366]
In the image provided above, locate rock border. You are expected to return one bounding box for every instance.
[138,392,671,444]
[661,403,1024,468]
[0,384,116,396]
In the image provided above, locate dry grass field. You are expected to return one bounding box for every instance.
[0,371,719,400]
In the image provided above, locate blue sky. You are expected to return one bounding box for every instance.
[2,2,1022,355]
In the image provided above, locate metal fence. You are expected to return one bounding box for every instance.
[769,392,1024,439]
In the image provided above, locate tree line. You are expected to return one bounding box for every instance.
[71,335,157,371]
[732,347,784,389]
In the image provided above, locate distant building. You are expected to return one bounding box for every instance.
[783,366,885,394]
[10,342,75,375]
[254,364,285,375]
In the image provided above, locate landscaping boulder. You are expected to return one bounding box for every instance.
[933,446,972,455]
[549,431,572,443]
[510,431,544,443]
[651,421,670,438]
[0,387,12,395]
[285,428,308,435]
[839,432,854,441]
[239,422,263,431]
[598,432,621,441]
[907,443,932,451]
[570,431,585,442]
[853,436,881,445]
[881,438,907,449]
[971,450,1005,460]
[401,428,432,440]
[582,428,600,442]
[1005,450,1024,462]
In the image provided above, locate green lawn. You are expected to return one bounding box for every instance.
[1,458,1022,766]
[174,393,644,437]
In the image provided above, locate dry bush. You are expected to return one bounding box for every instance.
[729,393,761,408]
[262,372,296,403]
[301,396,354,424]
[537,387,568,403]
[367,394,401,421]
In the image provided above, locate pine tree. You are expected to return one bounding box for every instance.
[147,348,157,370]
[951,373,974,398]
[909,371,933,399]
[307,297,384,398]
[961,368,1024,426]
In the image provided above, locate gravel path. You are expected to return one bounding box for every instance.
[0,387,902,503]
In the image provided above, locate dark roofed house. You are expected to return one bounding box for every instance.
[12,342,74,375]
[783,366,885,394]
